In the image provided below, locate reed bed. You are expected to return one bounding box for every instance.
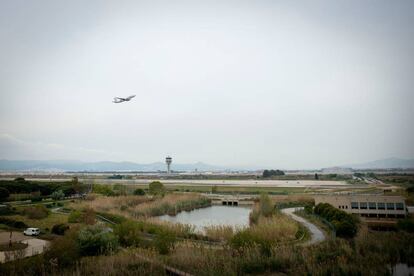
[248,214,299,243]
[69,195,150,214]
[69,193,210,219]
[127,193,210,217]
[61,248,165,276]
[203,225,238,242]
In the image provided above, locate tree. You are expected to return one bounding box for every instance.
[315,173,319,180]
[262,169,285,178]
[149,181,165,195]
[0,187,10,201]
[51,190,65,200]
[72,177,81,194]
[52,223,70,235]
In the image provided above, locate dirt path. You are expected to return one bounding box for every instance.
[281,207,325,245]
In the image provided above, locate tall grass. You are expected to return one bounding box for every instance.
[61,248,165,276]
[70,193,210,218]
[203,225,236,241]
[248,214,299,244]
[129,193,210,217]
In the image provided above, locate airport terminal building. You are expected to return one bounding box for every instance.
[314,194,407,219]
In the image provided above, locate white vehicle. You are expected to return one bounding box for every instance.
[23,227,40,236]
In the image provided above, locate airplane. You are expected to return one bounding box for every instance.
[113,95,136,103]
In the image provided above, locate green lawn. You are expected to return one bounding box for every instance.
[6,213,68,232]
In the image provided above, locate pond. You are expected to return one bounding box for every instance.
[391,263,414,276]
[158,205,251,232]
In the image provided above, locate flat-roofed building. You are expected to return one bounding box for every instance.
[314,194,406,219]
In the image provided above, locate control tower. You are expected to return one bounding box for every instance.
[165,156,172,174]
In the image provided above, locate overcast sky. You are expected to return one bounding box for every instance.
[0,0,413,169]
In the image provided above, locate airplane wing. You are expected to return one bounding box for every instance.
[126,95,136,100]
[113,98,125,103]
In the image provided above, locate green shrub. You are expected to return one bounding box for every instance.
[0,217,28,229]
[259,193,274,217]
[398,218,414,233]
[229,230,256,250]
[133,188,145,196]
[0,187,10,201]
[314,203,358,238]
[68,210,83,223]
[45,228,80,267]
[93,185,115,196]
[77,225,119,256]
[0,205,14,215]
[52,223,70,235]
[31,196,43,203]
[114,221,141,247]
[24,205,49,219]
[154,229,176,254]
[149,181,165,195]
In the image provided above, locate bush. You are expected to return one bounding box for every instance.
[149,181,165,195]
[154,229,176,254]
[68,209,96,225]
[77,225,119,256]
[93,185,115,196]
[68,210,83,223]
[45,228,80,267]
[314,203,358,238]
[114,221,141,247]
[0,205,14,215]
[133,188,145,196]
[259,193,274,217]
[0,187,10,201]
[31,196,43,203]
[398,218,414,233]
[24,205,49,219]
[52,223,70,235]
[0,217,28,229]
[230,230,256,250]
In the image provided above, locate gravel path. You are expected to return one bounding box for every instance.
[281,207,325,245]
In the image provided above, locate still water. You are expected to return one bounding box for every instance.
[158,205,251,232]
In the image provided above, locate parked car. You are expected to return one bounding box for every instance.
[23,227,40,236]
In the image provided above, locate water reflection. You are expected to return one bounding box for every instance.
[158,205,251,232]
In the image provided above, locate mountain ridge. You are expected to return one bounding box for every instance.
[0,159,226,172]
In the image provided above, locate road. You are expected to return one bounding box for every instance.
[281,207,325,245]
[0,177,349,188]
[0,231,49,263]
[88,179,349,188]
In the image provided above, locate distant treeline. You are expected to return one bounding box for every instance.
[262,169,285,178]
[0,178,87,198]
